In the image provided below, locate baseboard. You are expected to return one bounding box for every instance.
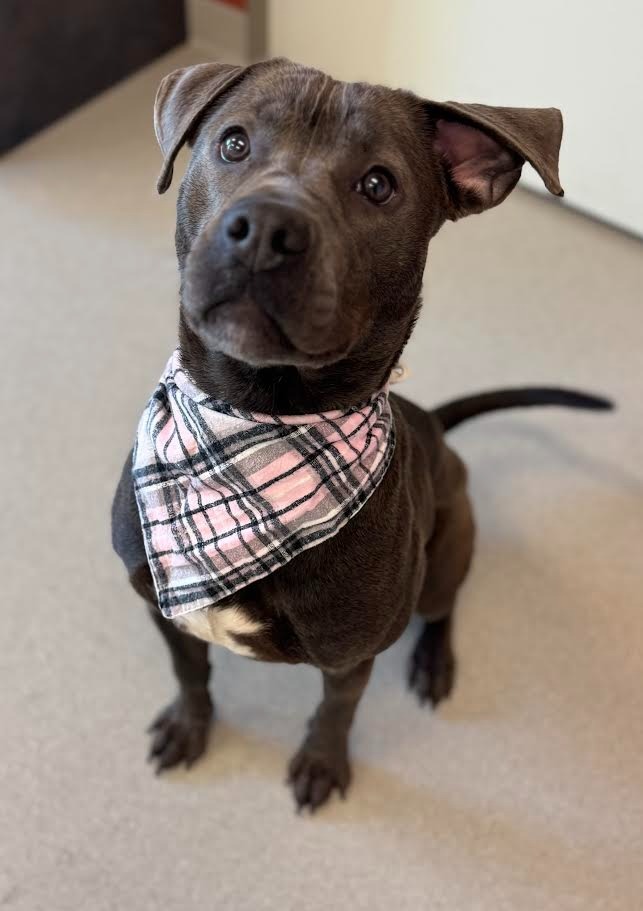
[520,186,643,242]
[186,0,247,60]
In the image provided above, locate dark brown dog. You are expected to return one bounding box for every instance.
[112,58,611,811]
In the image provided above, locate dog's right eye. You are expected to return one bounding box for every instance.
[220,129,250,163]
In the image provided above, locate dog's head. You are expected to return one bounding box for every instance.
[154,58,563,411]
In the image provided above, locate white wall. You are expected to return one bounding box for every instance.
[268,0,642,236]
[267,0,390,82]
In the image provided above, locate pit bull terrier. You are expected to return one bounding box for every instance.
[112,58,611,811]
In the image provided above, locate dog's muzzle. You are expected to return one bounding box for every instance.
[181,193,344,365]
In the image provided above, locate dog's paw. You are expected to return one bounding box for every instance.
[287,743,351,813]
[408,622,456,707]
[147,692,213,773]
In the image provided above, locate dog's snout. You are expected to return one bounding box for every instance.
[221,200,311,272]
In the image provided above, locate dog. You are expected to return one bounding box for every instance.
[112,58,611,811]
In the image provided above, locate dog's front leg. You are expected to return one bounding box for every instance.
[288,657,374,812]
[146,604,214,773]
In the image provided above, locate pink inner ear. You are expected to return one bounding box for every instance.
[435,119,522,209]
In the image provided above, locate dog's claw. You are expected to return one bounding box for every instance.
[287,745,350,812]
[146,694,213,773]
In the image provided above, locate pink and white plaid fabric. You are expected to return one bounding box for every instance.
[133,351,396,618]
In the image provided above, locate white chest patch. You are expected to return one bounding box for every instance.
[172,603,263,657]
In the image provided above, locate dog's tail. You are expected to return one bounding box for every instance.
[434,387,614,432]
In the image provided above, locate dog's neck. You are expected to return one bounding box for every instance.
[177,304,420,414]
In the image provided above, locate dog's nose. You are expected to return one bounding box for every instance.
[221,200,311,272]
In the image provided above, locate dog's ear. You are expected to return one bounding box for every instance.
[426,101,564,219]
[154,62,249,194]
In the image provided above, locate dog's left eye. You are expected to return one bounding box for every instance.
[356,168,396,205]
[220,129,250,162]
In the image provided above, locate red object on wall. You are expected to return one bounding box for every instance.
[216,0,247,9]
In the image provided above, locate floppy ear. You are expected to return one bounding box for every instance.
[426,101,564,219]
[154,62,249,194]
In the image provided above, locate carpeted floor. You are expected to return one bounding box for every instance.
[2,46,642,911]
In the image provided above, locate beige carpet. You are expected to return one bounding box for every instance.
[2,47,642,911]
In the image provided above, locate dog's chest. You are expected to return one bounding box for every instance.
[172,603,264,657]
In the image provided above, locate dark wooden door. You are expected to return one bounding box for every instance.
[1,0,185,153]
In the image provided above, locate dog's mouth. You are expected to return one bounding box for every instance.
[184,290,348,369]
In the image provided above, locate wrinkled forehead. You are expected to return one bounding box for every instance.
[214,64,422,158]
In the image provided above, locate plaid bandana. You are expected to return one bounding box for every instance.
[132,351,396,618]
